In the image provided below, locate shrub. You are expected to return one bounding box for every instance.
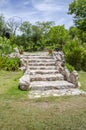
[67,47,83,70]
[0,56,21,71]
[63,40,83,71]
[5,57,21,71]
[0,37,13,55]
[82,50,86,71]
[0,56,7,69]
[66,63,75,72]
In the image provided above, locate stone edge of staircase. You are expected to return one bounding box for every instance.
[28,88,86,99]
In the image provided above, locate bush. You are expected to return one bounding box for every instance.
[82,50,86,71]
[0,56,21,71]
[63,40,83,71]
[0,56,7,69]
[0,37,13,55]
[5,57,21,71]
[67,47,83,70]
[66,63,75,72]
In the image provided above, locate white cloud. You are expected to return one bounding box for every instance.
[31,0,66,12]
[29,0,73,28]
[0,0,74,29]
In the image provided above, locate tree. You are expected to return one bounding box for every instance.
[19,21,32,36]
[30,25,44,51]
[68,26,82,42]
[47,25,69,50]
[0,14,5,36]
[0,14,11,38]
[68,0,86,31]
[36,21,55,35]
[7,16,22,35]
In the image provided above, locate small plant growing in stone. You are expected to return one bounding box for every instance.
[66,63,75,72]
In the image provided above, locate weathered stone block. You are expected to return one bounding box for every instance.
[69,70,79,87]
[19,74,30,91]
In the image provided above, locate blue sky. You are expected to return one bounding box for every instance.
[0,0,74,28]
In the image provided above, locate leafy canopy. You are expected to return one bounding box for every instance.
[68,0,86,31]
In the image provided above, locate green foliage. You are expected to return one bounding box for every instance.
[67,49,82,71]
[64,41,86,71]
[63,39,80,57]
[63,40,83,70]
[18,45,24,54]
[19,21,32,35]
[80,31,86,43]
[69,26,80,41]
[0,37,13,55]
[0,56,21,71]
[83,43,86,49]
[66,63,75,72]
[68,0,86,31]
[19,21,55,51]
[0,56,7,69]
[13,35,28,49]
[69,26,86,43]
[31,25,43,50]
[5,57,21,71]
[0,15,5,36]
[36,21,54,35]
[47,25,69,50]
[68,0,86,43]
[82,50,86,71]
[79,71,86,91]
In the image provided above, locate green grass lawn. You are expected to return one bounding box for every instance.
[0,70,86,130]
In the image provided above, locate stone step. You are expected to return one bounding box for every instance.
[24,52,49,56]
[28,59,55,62]
[29,62,55,66]
[30,74,64,81]
[30,70,59,75]
[30,81,75,91]
[29,66,56,70]
[28,89,86,99]
[27,56,53,59]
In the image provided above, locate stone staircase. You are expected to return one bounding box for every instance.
[26,52,75,90]
[19,52,86,98]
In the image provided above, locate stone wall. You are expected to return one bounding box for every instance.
[19,67,30,91]
[53,51,80,87]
